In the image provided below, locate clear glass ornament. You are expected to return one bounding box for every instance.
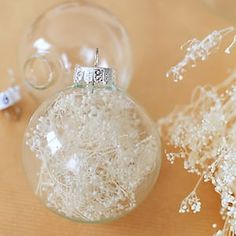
[22,51,161,223]
[19,1,133,102]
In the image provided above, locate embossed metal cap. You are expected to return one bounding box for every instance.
[73,48,116,88]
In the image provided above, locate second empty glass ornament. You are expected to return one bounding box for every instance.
[19,1,133,101]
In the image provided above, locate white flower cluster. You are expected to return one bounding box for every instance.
[25,87,159,222]
[159,71,236,235]
[179,191,201,214]
[166,27,234,82]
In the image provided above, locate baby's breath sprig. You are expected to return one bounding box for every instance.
[179,173,204,214]
[159,70,236,235]
[166,26,235,82]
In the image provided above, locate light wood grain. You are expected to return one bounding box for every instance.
[0,0,234,235]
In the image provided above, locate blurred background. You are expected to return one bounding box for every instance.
[1,0,236,235]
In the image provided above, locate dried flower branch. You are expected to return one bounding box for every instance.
[179,173,203,214]
[166,26,235,82]
[225,35,236,55]
[159,70,236,235]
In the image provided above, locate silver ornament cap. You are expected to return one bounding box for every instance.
[73,48,116,88]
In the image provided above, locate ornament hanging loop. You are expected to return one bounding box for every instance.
[94,48,99,67]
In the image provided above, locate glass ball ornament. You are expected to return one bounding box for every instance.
[22,51,161,223]
[19,1,133,102]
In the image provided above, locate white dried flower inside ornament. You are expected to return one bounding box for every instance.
[22,49,161,223]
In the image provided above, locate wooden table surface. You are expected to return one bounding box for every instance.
[0,0,235,235]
